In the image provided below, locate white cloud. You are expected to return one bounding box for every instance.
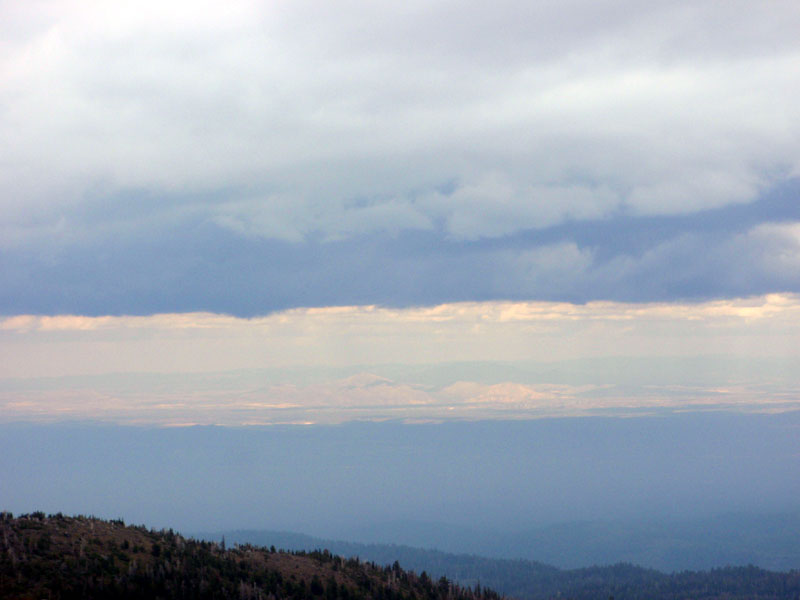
[502,243,595,293]
[424,174,620,240]
[627,170,760,216]
[2,292,800,423]
[1,1,799,241]
[213,195,435,241]
[2,293,800,379]
[748,222,800,278]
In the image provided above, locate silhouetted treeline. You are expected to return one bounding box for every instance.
[3,512,800,600]
[0,512,502,600]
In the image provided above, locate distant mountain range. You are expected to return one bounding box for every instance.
[4,512,800,600]
[200,514,800,600]
[205,512,800,573]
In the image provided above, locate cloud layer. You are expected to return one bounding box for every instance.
[2,295,799,424]
[2,1,800,315]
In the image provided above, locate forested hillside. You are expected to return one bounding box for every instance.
[219,530,800,600]
[3,512,800,600]
[0,513,500,600]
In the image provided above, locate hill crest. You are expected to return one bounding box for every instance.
[0,512,500,600]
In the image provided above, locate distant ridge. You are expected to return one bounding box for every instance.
[206,511,800,573]
[208,527,800,600]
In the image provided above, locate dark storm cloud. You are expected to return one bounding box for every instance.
[2,180,798,317]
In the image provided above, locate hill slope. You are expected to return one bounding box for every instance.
[0,512,500,600]
[3,513,800,600]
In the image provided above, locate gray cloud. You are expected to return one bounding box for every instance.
[2,194,800,316]
[1,1,800,314]
[591,220,800,300]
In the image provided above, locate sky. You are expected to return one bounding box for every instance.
[2,2,800,555]
[1,1,800,422]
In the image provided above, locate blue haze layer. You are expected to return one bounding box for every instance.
[1,413,798,542]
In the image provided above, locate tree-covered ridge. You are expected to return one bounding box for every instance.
[3,513,800,600]
[272,541,800,600]
[0,512,502,600]
[214,529,800,600]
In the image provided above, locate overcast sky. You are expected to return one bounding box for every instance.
[2,0,800,316]
[2,1,800,423]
